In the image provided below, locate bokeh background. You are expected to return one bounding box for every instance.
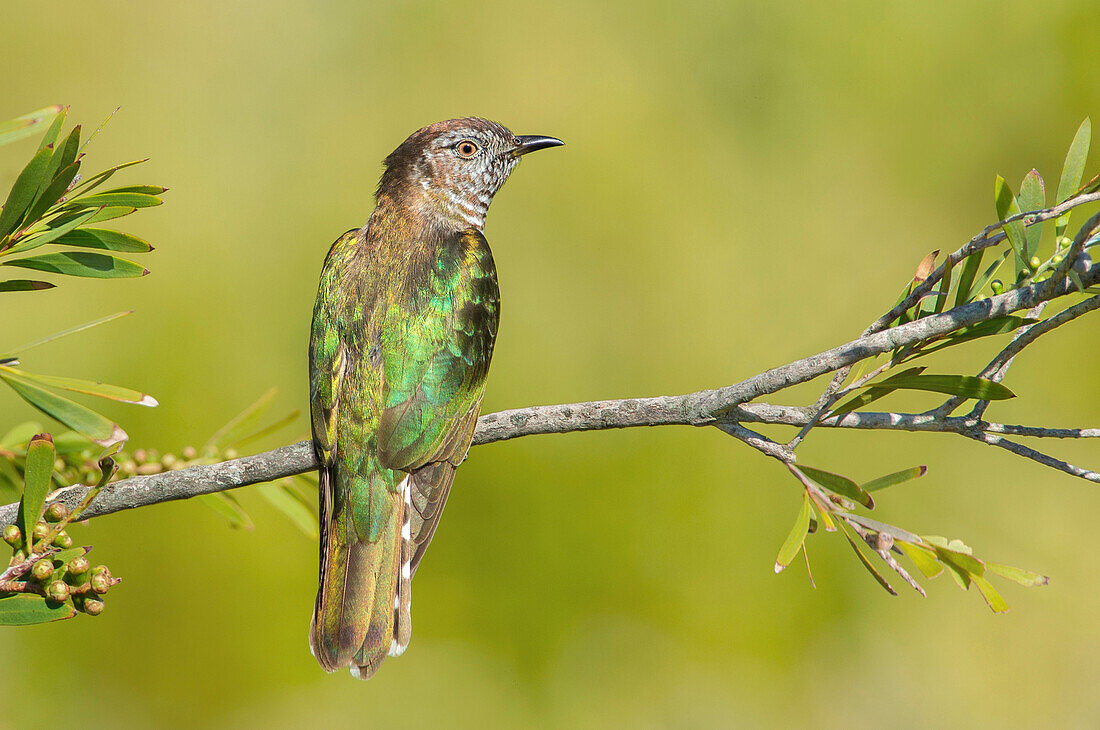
[3,1,1099,727]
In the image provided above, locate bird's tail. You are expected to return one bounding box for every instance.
[309,465,412,679]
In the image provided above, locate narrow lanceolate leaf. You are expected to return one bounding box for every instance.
[258,481,318,539]
[798,465,873,508]
[774,492,812,573]
[0,105,64,147]
[954,248,985,308]
[934,256,954,314]
[1056,117,1091,239]
[49,228,153,253]
[96,185,168,195]
[970,573,1010,613]
[24,162,81,226]
[37,109,68,151]
[197,493,253,530]
[2,251,149,278]
[994,175,1028,273]
[0,594,76,625]
[43,125,81,181]
[985,562,1049,587]
[2,209,99,256]
[0,280,54,292]
[18,433,56,548]
[46,206,135,229]
[2,310,131,356]
[831,366,927,416]
[877,373,1015,401]
[0,367,157,406]
[842,528,896,595]
[0,146,53,238]
[0,370,124,445]
[860,465,928,492]
[897,542,943,579]
[64,159,147,197]
[937,315,1037,347]
[1018,170,1045,257]
[62,192,161,210]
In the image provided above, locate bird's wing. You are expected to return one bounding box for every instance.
[376,228,499,559]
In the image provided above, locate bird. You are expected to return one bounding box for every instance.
[308,118,562,679]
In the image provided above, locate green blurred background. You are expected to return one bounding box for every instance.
[3,1,1100,727]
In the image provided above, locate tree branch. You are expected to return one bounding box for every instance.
[2,198,1099,528]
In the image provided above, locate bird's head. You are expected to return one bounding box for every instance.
[376,117,562,231]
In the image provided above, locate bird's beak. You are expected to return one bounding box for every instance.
[512,135,564,156]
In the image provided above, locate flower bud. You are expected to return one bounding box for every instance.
[66,556,90,584]
[1028,256,1041,270]
[160,453,176,469]
[1052,255,1063,264]
[133,449,147,463]
[2,524,21,548]
[990,279,1003,294]
[44,502,69,523]
[46,580,70,603]
[31,559,54,582]
[32,522,50,541]
[182,446,197,460]
[82,598,105,615]
[90,572,111,594]
[52,531,73,549]
[874,532,894,551]
[224,448,239,460]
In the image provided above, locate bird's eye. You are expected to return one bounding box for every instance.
[455,140,480,158]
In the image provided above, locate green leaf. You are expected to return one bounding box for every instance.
[876,373,1015,401]
[935,546,985,577]
[46,206,135,229]
[3,208,99,256]
[1056,117,1091,239]
[2,251,149,279]
[797,465,873,508]
[64,159,147,197]
[842,528,896,595]
[938,315,1037,348]
[860,465,928,492]
[197,492,253,530]
[774,492,812,573]
[258,481,318,539]
[971,573,1010,613]
[2,311,131,357]
[1018,170,1045,257]
[994,175,1028,274]
[897,542,943,579]
[934,256,954,314]
[0,146,53,238]
[953,248,985,308]
[831,366,927,416]
[0,368,157,407]
[18,433,55,548]
[36,109,68,151]
[22,162,81,226]
[49,228,153,253]
[0,594,76,625]
[0,280,54,292]
[0,106,64,147]
[45,125,81,178]
[985,562,1049,587]
[0,370,124,445]
[97,185,167,195]
[62,192,161,210]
